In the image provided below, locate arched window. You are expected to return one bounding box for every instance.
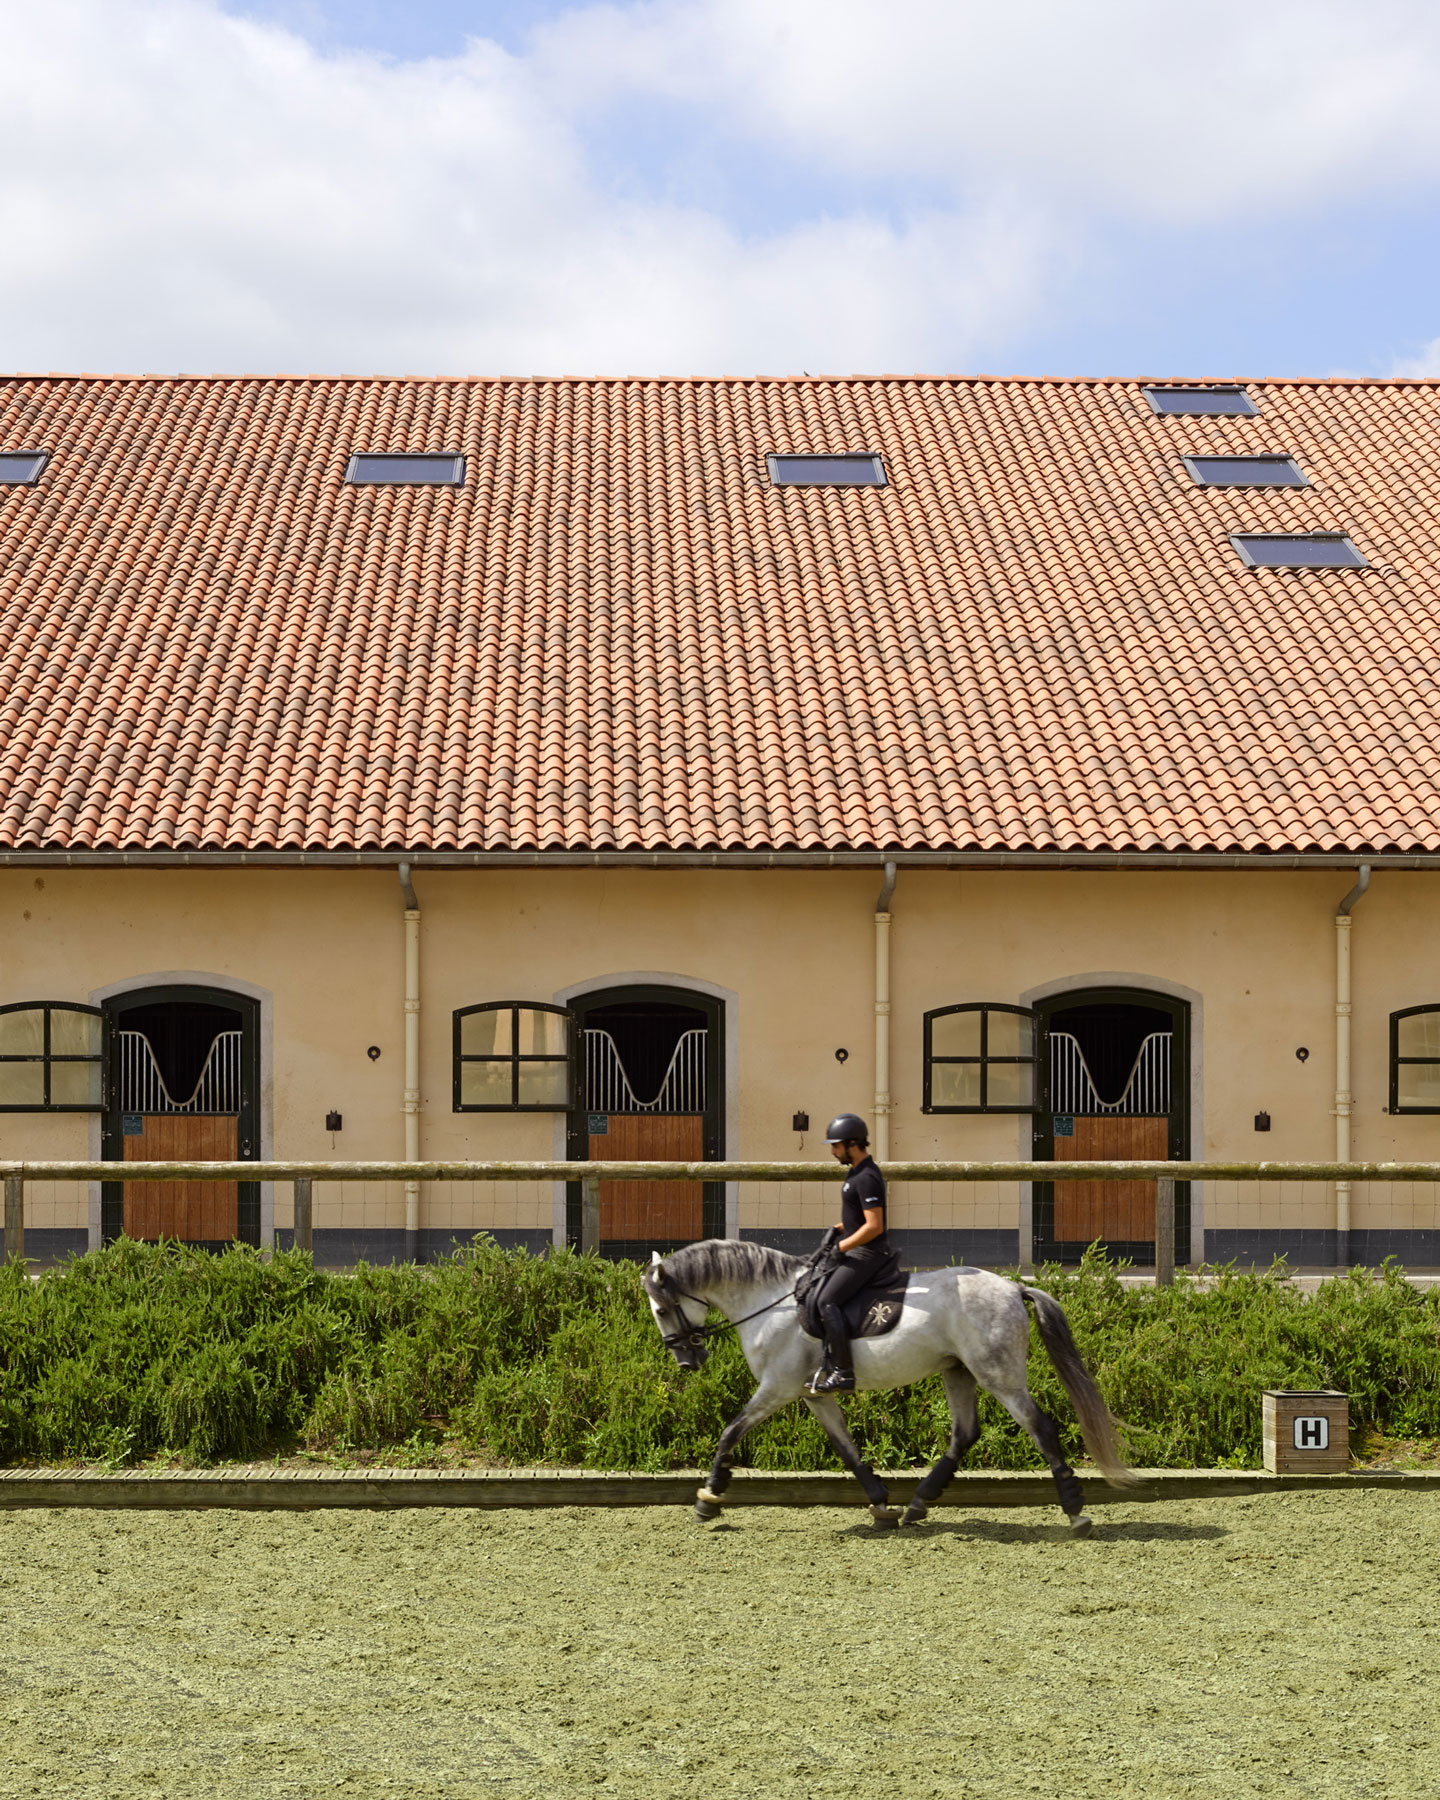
[923,1003,1038,1113]
[0,1002,104,1110]
[1391,1006,1440,1114]
[453,1003,574,1111]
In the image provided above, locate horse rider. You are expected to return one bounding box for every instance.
[805,1114,899,1397]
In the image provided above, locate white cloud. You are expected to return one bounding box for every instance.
[2,0,1440,375]
[542,0,1440,222]
[1393,338,1440,376]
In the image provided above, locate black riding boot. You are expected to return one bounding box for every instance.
[807,1305,856,1396]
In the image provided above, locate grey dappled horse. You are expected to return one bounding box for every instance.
[643,1240,1132,1532]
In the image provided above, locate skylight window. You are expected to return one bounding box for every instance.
[1184,455,1308,488]
[1144,387,1258,417]
[767,453,886,487]
[345,454,464,486]
[1230,533,1367,570]
[0,452,47,485]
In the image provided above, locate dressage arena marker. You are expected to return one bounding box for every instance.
[1263,1389,1350,1475]
[1,1463,1432,1512]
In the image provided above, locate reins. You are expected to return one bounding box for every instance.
[660,1282,797,1351]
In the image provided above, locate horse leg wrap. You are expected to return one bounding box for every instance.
[1052,1462,1086,1520]
[855,1461,890,1509]
[705,1464,735,1498]
[862,1460,901,1527]
[903,1453,960,1525]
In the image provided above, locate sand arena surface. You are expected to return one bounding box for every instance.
[2,1491,1438,1798]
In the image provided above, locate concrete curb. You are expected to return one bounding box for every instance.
[1,1465,1438,1512]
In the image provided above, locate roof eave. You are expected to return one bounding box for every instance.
[0,848,1431,871]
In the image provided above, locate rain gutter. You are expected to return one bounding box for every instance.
[398,863,421,1261]
[874,861,897,1162]
[7,850,1440,871]
[1334,866,1372,1268]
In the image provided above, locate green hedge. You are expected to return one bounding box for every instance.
[2,1239,1438,1470]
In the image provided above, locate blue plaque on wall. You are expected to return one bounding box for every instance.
[1053,1114,1074,1137]
[587,1113,608,1135]
[122,1113,143,1136]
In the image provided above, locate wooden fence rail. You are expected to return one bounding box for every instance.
[7,1158,1440,1183]
[6,1160,1440,1284]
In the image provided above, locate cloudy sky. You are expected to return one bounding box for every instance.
[5,0,1440,378]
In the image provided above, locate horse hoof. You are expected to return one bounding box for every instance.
[900,1501,929,1527]
[869,1505,901,1530]
[1068,1512,1094,1538]
[694,1498,723,1523]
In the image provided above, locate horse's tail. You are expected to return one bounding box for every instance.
[1021,1286,1136,1488]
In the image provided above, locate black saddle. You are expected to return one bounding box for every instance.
[796,1258,910,1341]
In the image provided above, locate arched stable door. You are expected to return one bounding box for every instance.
[1029,986,1190,1267]
[564,983,724,1257]
[101,984,261,1248]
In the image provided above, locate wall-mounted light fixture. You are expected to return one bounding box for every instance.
[792,1111,809,1133]
[326,1111,343,1132]
[1254,1112,1271,1132]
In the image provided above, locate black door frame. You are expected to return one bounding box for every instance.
[565,982,725,1251]
[1029,984,1190,1266]
[101,984,262,1246]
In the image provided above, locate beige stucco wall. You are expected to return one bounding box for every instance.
[3,864,1438,1246]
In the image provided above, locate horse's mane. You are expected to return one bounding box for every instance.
[662,1238,803,1289]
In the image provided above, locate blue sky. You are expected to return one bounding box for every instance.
[6,0,1440,378]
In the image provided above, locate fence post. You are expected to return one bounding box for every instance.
[3,1176,22,1265]
[293,1177,312,1254]
[581,1174,600,1254]
[1155,1176,1175,1287]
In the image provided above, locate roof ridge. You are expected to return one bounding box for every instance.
[2,371,1437,388]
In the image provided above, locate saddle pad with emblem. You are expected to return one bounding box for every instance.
[799,1269,911,1340]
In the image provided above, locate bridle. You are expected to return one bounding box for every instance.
[651,1243,836,1357]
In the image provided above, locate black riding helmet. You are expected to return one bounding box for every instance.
[824,1113,869,1148]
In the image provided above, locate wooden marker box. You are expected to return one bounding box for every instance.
[1262,1390,1349,1474]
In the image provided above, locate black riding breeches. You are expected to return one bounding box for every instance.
[816,1255,884,1370]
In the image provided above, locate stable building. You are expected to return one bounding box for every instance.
[2,373,1439,1268]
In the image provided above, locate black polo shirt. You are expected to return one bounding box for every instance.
[840,1156,891,1253]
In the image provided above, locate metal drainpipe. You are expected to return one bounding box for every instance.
[399,863,421,1262]
[874,861,898,1163]
[1334,864,1371,1268]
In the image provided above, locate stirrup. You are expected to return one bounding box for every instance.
[806,1365,856,1396]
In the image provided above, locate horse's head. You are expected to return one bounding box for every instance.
[642,1250,710,1371]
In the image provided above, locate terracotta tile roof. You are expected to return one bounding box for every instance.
[0,372,1438,855]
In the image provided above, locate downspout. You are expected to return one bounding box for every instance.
[1334,864,1371,1268]
[874,861,897,1164]
[399,863,421,1261]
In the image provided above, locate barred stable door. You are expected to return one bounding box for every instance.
[102,987,260,1248]
[1035,989,1188,1267]
[571,986,722,1257]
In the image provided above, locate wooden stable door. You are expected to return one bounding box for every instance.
[589,1114,704,1244]
[1053,1115,1168,1244]
[124,1115,238,1243]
